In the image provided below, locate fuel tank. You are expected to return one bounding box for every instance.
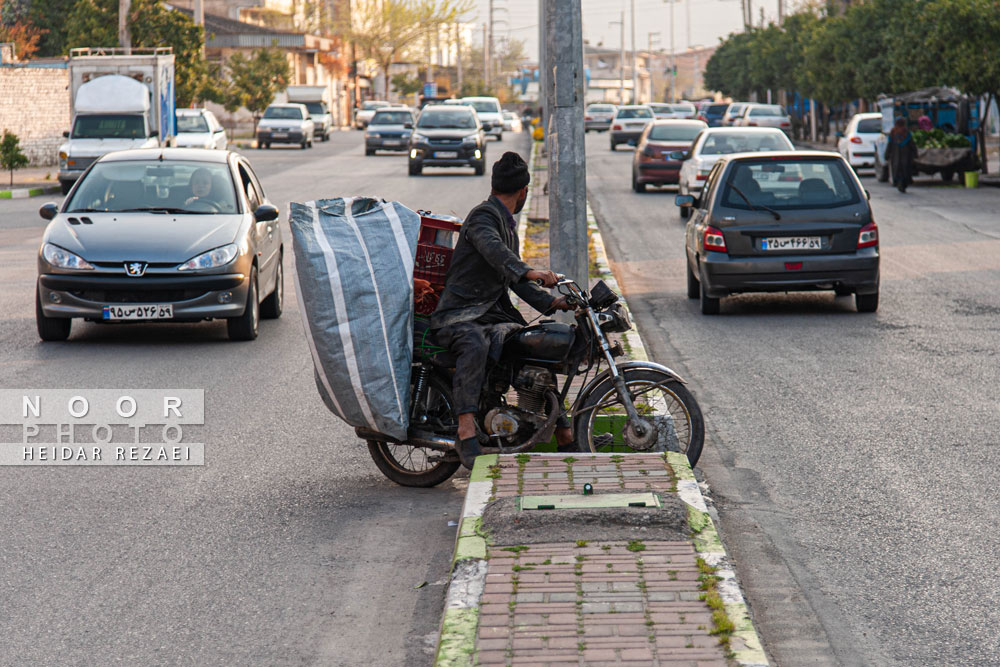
[505,321,576,365]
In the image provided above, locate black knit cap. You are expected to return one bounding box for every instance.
[491,151,531,193]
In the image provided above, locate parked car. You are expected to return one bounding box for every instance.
[675,127,795,217]
[585,103,617,132]
[175,108,228,150]
[697,102,730,127]
[736,104,792,133]
[461,96,505,140]
[365,107,415,155]
[408,104,486,176]
[837,112,882,170]
[35,149,284,341]
[502,111,523,133]
[648,103,675,120]
[609,105,655,150]
[631,119,708,192]
[677,151,879,314]
[355,100,390,129]
[256,104,315,149]
[721,103,748,127]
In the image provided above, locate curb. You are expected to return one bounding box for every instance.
[0,184,61,199]
[434,148,769,665]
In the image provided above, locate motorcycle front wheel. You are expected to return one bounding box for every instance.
[573,368,705,467]
[367,371,462,487]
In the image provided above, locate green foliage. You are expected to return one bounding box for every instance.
[391,72,424,97]
[24,0,77,56]
[223,48,291,132]
[1,129,29,187]
[912,129,971,148]
[65,0,210,106]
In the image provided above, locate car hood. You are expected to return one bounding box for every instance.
[368,124,411,133]
[175,132,214,147]
[412,128,478,139]
[61,138,158,156]
[44,213,245,264]
[258,119,308,130]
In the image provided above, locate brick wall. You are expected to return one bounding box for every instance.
[0,66,70,166]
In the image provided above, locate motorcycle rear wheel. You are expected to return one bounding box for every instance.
[367,371,462,487]
[574,368,705,467]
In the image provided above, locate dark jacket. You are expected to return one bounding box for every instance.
[431,196,555,329]
[885,130,918,186]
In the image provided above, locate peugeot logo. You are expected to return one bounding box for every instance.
[124,262,147,277]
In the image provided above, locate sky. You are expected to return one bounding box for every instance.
[467,0,796,59]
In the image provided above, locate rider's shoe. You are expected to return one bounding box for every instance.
[456,436,482,470]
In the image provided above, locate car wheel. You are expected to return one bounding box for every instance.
[855,289,879,313]
[60,181,72,195]
[260,257,283,319]
[301,140,308,150]
[228,267,259,341]
[632,171,646,192]
[699,266,720,315]
[686,256,699,299]
[496,132,503,142]
[610,140,617,151]
[36,287,71,341]
[680,203,690,219]
[474,160,485,176]
[365,147,375,156]
[941,169,954,183]
[409,161,422,176]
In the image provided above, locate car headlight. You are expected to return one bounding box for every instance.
[367,132,380,139]
[462,134,479,144]
[59,151,68,160]
[177,243,239,271]
[411,133,428,143]
[42,243,94,270]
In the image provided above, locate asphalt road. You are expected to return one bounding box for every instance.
[586,133,1000,666]
[0,131,525,666]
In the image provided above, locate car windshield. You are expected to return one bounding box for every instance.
[371,111,412,125]
[698,131,792,155]
[675,104,695,113]
[363,101,388,110]
[418,110,476,129]
[66,160,239,214]
[467,100,500,113]
[588,105,614,113]
[727,105,745,115]
[722,159,860,210]
[649,104,671,111]
[72,115,146,139]
[648,124,703,141]
[706,104,729,115]
[177,115,209,133]
[750,105,785,117]
[857,118,881,133]
[264,107,303,120]
[617,108,653,119]
[304,102,327,115]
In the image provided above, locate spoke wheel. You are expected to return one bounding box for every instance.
[367,371,461,487]
[574,368,705,467]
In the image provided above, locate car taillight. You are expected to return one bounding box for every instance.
[857,221,878,249]
[697,115,707,122]
[780,121,790,127]
[747,122,758,126]
[704,225,727,253]
[850,136,863,144]
[613,124,622,130]
[585,115,592,120]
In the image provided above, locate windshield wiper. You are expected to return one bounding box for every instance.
[117,207,210,214]
[727,182,781,221]
[67,208,104,213]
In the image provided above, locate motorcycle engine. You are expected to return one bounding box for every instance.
[513,366,556,415]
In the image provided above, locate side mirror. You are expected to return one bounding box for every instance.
[865,189,871,201]
[675,194,695,208]
[669,151,689,161]
[39,202,59,220]
[835,131,844,138]
[254,204,279,223]
[62,130,70,138]
[403,122,413,129]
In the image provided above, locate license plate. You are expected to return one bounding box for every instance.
[761,237,822,251]
[383,140,400,146]
[435,151,458,158]
[103,304,174,320]
[272,132,288,138]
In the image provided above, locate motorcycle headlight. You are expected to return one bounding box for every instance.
[177,243,239,271]
[42,243,94,270]
[598,303,632,333]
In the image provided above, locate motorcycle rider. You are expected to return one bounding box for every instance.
[431,151,574,469]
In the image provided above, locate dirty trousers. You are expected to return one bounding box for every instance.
[434,320,521,415]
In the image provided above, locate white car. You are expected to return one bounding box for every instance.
[609,105,655,150]
[502,111,523,133]
[721,103,748,127]
[671,102,698,119]
[461,96,504,140]
[735,104,792,133]
[837,112,882,169]
[175,108,228,150]
[648,103,675,120]
[676,127,794,218]
[256,103,315,149]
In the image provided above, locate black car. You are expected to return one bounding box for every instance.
[408,105,487,176]
[677,151,879,314]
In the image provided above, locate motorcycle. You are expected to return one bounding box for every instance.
[356,276,704,487]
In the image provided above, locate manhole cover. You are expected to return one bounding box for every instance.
[519,492,661,511]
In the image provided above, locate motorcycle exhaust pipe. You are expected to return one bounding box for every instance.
[355,427,455,452]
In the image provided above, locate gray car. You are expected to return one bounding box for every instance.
[35,148,284,341]
[365,108,415,155]
[584,103,617,132]
[677,151,879,314]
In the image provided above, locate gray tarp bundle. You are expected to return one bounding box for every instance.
[289,197,420,441]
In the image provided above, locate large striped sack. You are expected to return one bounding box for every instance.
[289,197,420,441]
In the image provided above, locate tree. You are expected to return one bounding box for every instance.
[0,130,29,187]
[338,0,473,100]
[391,72,424,97]
[225,48,291,134]
[65,0,211,106]
[23,0,76,56]
[0,0,45,58]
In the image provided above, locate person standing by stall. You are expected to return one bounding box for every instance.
[885,117,918,193]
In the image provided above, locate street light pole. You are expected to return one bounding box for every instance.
[609,13,624,105]
[630,0,637,104]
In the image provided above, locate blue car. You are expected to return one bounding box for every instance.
[698,103,730,127]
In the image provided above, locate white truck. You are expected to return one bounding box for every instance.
[286,85,333,141]
[58,47,176,194]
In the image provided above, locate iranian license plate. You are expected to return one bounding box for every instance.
[272,132,288,138]
[383,140,400,146]
[103,304,174,320]
[761,237,822,251]
[435,151,459,159]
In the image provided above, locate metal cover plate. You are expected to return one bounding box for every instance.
[520,492,661,511]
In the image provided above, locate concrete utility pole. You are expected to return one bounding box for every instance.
[193,0,204,57]
[482,23,488,88]
[668,0,675,102]
[118,0,131,54]
[543,0,588,287]
[609,12,624,105]
[630,0,637,104]
[455,23,463,95]
[487,0,493,89]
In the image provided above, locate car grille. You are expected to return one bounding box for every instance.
[71,289,208,303]
[428,138,462,145]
